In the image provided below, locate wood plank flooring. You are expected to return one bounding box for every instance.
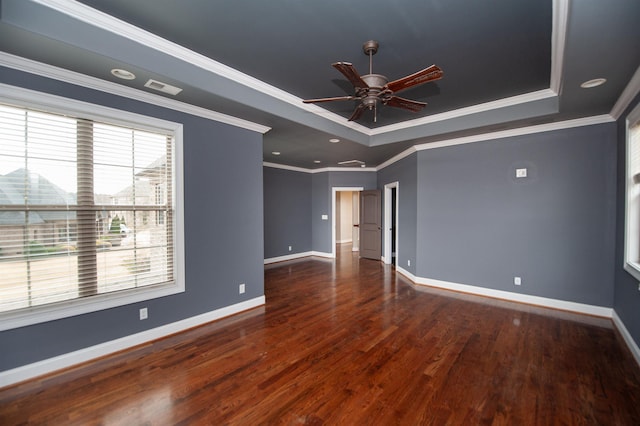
[1,246,640,424]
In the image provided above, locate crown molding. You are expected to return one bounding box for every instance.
[414,115,614,151]
[263,162,312,173]
[377,114,614,170]
[30,0,371,135]
[0,52,271,134]
[263,162,376,174]
[369,89,557,136]
[550,0,569,94]
[376,147,418,171]
[30,0,564,140]
[611,65,640,119]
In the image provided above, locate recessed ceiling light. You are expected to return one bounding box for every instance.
[329,138,340,143]
[580,78,607,89]
[272,151,280,155]
[111,68,135,80]
[314,160,321,164]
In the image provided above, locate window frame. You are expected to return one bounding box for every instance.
[624,102,640,282]
[0,85,185,331]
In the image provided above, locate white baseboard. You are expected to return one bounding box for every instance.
[415,276,612,317]
[395,267,612,318]
[612,310,640,367]
[0,296,265,388]
[264,251,334,265]
[264,251,313,264]
[311,251,334,258]
[370,264,640,368]
[395,266,416,282]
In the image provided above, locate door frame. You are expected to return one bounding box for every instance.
[332,186,364,258]
[383,182,399,265]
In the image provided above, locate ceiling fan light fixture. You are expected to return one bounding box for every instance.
[271,151,280,155]
[329,138,340,143]
[580,78,606,88]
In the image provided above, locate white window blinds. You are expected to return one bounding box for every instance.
[627,120,640,266]
[0,103,175,314]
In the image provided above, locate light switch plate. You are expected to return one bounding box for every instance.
[516,168,527,178]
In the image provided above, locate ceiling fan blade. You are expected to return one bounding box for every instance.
[386,65,443,93]
[303,95,357,104]
[348,103,367,121]
[332,62,369,89]
[384,96,427,112]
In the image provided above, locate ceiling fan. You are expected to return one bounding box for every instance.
[303,40,443,122]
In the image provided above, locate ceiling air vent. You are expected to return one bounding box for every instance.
[338,160,365,167]
[144,79,182,95]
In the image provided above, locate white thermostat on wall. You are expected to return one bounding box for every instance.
[321,214,328,220]
[516,168,527,178]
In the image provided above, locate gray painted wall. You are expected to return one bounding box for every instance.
[327,171,378,190]
[310,171,378,254]
[1,65,633,371]
[263,167,312,259]
[415,123,617,306]
[377,155,418,275]
[264,169,376,257]
[614,95,640,348]
[0,68,265,370]
[311,173,330,254]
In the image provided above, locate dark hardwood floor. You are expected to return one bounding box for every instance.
[2,245,640,424]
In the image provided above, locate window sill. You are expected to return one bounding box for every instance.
[0,281,185,331]
[624,261,640,284]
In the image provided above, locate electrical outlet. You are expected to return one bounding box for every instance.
[514,277,522,286]
[239,283,246,294]
[638,282,640,292]
[139,307,148,320]
[407,259,411,267]
[288,246,292,252]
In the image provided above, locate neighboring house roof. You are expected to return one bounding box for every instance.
[0,168,76,226]
[134,155,167,180]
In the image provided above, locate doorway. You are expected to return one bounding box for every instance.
[383,182,399,266]
[332,187,363,258]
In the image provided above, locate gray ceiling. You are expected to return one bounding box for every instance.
[0,0,638,169]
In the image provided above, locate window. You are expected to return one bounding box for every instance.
[624,102,640,281]
[155,184,165,225]
[0,88,184,330]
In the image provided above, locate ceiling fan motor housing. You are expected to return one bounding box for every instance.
[360,74,388,109]
[361,74,388,90]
